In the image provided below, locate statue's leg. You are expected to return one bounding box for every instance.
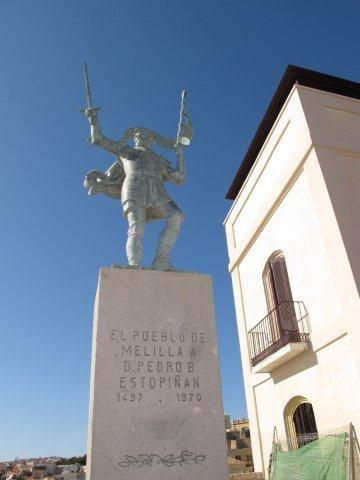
[151,201,184,271]
[126,207,146,266]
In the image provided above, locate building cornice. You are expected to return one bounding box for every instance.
[226,65,360,200]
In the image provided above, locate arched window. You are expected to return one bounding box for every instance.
[263,251,297,334]
[284,396,318,449]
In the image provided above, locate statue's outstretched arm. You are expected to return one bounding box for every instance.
[85,108,132,155]
[152,132,177,150]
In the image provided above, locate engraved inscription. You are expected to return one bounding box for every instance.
[111,329,207,404]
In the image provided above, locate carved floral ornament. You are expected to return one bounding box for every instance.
[118,450,206,467]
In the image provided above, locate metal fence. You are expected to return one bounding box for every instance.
[268,424,360,480]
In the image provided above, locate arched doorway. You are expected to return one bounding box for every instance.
[284,396,318,449]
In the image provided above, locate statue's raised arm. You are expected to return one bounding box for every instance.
[85,108,132,156]
[80,62,131,156]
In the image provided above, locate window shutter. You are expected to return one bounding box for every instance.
[269,256,297,332]
[270,256,292,303]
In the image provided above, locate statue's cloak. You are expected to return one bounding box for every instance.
[91,160,125,199]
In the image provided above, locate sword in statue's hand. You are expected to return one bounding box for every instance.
[176,90,193,148]
[79,62,101,118]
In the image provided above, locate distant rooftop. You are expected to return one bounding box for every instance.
[226,65,360,200]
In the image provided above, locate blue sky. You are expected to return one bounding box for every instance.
[0,0,359,460]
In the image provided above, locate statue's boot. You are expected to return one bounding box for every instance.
[151,207,184,271]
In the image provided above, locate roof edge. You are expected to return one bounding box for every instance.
[226,65,360,200]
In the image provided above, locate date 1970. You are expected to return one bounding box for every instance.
[176,393,202,402]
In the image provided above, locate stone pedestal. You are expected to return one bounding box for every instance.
[86,267,228,480]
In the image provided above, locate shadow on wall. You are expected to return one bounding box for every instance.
[271,348,318,385]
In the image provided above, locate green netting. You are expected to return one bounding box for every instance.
[270,433,348,480]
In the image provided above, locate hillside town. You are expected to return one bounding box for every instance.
[225,417,254,476]
[0,457,86,480]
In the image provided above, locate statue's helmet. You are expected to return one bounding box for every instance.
[126,127,177,151]
[131,127,155,141]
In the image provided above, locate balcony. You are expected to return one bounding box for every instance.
[248,301,310,373]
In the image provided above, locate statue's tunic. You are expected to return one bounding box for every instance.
[85,146,183,222]
[120,148,172,215]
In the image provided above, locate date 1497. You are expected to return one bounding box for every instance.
[117,393,143,402]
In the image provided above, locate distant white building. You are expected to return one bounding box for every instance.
[53,464,85,480]
[224,66,360,476]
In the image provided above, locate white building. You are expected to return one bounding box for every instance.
[224,66,360,476]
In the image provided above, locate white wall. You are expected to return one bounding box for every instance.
[239,166,341,340]
[225,84,360,475]
[224,87,312,264]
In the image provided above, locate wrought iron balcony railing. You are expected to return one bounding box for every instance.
[248,301,310,367]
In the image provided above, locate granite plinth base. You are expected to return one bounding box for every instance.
[86,267,227,480]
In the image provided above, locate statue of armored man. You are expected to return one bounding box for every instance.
[81,64,193,271]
